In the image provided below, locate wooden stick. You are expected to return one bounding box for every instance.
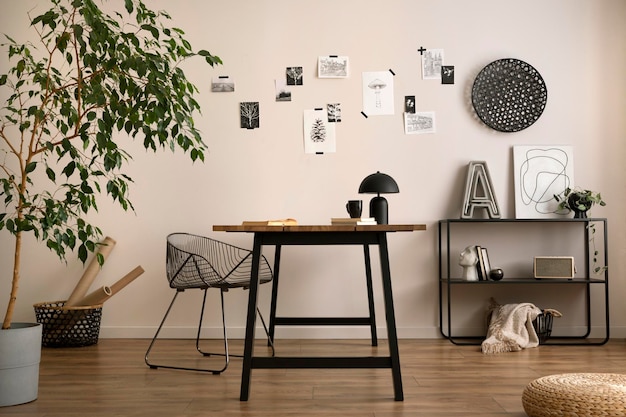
[65,237,116,306]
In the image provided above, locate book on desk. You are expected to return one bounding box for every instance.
[331,217,377,225]
[241,218,298,226]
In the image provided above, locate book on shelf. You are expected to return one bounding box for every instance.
[475,245,491,281]
[242,218,298,226]
[331,217,377,225]
[480,247,491,280]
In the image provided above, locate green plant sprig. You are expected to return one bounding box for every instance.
[554,187,606,213]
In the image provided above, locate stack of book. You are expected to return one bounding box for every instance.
[331,217,377,225]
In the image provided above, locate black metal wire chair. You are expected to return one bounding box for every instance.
[145,233,274,374]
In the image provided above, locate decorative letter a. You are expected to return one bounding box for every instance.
[461,161,501,219]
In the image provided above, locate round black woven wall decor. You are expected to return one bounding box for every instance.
[471,58,547,132]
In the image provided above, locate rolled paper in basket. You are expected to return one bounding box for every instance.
[108,266,145,297]
[75,286,112,306]
[74,266,144,306]
[65,236,117,306]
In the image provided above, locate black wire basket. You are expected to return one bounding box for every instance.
[533,310,554,344]
[33,301,103,347]
[471,58,548,132]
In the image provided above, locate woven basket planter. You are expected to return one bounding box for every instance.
[33,301,103,348]
[532,310,554,344]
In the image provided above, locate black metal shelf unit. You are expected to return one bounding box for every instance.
[438,218,609,346]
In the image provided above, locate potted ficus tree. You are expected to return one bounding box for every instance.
[0,0,220,406]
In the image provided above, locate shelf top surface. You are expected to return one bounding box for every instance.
[442,278,606,283]
[440,218,606,223]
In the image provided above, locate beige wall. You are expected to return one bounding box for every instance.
[1,0,625,339]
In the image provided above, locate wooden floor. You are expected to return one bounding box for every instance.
[4,338,625,416]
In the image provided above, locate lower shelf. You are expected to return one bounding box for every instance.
[441,335,610,346]
[440,280,610,346]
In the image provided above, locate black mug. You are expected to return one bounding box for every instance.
[346,200,362,218]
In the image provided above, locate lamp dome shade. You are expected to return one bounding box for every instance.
[358,171,399,194]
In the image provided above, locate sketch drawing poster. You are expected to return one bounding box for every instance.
[318,56,349,78]
[422,49,444,80]
[362,71,395,116]
[404,112,436,134]
[303,109,336,154]
[513,145,574,218]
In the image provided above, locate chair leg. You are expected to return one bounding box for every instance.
[144,289,228,374]
[146,288,275,374]
[196,289,275,360]
[194,289,230,374]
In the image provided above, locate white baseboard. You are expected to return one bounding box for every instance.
[99,326,440,339]
[98,325,625,339]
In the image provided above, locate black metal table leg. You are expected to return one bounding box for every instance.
[268,245,282,345]
[240,233,263,401]
[363,245,378,346]
[377,233,404,401]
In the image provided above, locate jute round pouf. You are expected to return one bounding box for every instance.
[522,373,626,417]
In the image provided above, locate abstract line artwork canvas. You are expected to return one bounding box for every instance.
[513,145,574,218]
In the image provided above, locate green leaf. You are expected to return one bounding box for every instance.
[16,59,25,75]
[19,121,31,132]
[25,162,37,173]
[80,181,94,194]
[47,239,59,252]
[96,252,105,266]
[46,167,56,181]
[78,244,88,263]
[56,31,71,52]
[62,161,76,177]
[140,24,159,39]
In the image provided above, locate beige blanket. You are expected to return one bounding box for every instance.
[481,301,543,354]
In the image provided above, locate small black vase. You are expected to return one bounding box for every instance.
[567,194,591,219]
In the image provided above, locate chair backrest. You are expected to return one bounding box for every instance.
[166,233,273,289]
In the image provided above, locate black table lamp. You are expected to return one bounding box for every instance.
[358,171,399,224]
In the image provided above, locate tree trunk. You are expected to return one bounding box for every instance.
[2,230,21,329]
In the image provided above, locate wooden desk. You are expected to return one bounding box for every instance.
[213,224,426,401]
